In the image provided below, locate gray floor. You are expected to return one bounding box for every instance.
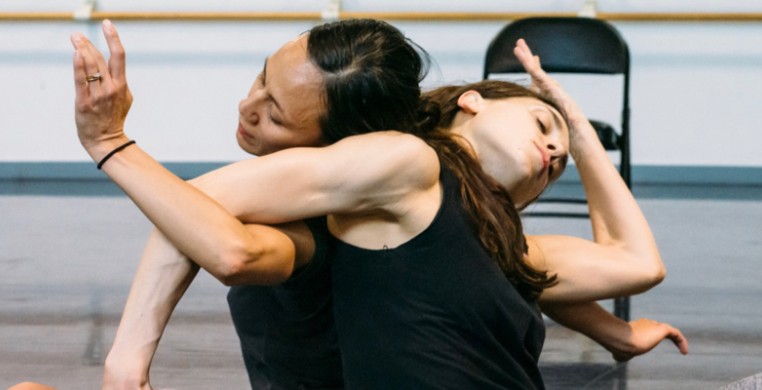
[1,180,761,389]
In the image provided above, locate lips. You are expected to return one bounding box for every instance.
[534,143,550,175]
[238,122,255,141]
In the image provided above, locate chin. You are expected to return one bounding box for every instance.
[236,138,261,156]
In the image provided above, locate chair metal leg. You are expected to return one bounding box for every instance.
[614,296,630,321]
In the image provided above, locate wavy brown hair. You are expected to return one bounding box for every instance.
[418,80,563,301]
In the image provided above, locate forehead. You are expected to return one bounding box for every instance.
[504,97,568,131]
[267,35,325,128]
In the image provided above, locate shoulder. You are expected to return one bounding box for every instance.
[334,131,435,161]
[330,131,440,190]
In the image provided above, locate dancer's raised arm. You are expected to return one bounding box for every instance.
[513,39,665,302]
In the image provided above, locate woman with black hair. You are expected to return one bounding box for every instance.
[68,21,686,389]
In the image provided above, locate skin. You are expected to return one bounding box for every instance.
[450,92,568,208]
[67,21,687,390]
[236,34,325,156]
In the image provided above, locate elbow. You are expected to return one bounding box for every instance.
[646,251,667,286]
[649,262,667,286]
[214,253,250,287]
[213,244,293,287]
[633,257,667,293]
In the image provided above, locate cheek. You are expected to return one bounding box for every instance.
[260,126,324,154]
[293,126,324,147]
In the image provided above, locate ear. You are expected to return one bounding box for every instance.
[456,90,484,115]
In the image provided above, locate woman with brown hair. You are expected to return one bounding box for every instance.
[68,19,685,389]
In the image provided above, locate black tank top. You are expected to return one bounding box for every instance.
[227,217,343,389]
[331,167,545,389]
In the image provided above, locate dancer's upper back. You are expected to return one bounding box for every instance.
[331,166,546,390]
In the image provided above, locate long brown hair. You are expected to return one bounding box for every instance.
[418,80,562,301]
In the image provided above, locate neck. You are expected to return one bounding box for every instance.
[447,111,479,159]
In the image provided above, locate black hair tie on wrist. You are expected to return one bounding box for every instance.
[97,140,136,170]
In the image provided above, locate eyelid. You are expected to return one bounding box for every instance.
[266,103,283,126]
[542,110,554,133]
[536,118,548,134]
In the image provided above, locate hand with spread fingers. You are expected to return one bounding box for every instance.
[609,318,690,362]
[513,38,602,163]
[70,19,133,164]
[512,38,590,131]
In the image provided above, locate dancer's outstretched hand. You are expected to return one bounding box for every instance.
[608,318,689,362]
[71,19,133,162]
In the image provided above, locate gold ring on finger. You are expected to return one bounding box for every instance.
[85,72,102,83]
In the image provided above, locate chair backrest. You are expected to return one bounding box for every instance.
[483,17,630,77]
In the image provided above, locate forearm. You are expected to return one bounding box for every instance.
[87,142,267,281]
[540,300,629,351]
[104,230,199,387]
[571,119,663,277]
[540,300,689,361]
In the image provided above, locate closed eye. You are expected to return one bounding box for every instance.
[536,118,547,134]
[267,104,282,126]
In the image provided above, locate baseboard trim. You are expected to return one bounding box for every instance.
[0,162,228,181]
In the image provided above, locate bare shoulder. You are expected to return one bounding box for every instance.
[331,131,440,189]
[334,131,435,159]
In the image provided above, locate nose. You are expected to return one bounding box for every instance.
[545,136,567,162]
[239,93,263,125]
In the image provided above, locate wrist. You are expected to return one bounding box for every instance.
[104,346,152,383]
[83,135,132,164]
[568,119,608,160]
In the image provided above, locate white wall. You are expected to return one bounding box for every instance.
[1,1,761,169]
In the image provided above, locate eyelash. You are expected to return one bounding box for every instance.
[267,104,282,126]
[537,118,547,134]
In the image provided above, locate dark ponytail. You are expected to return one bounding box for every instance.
[307,19,431,143]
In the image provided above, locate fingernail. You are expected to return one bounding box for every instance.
[103,19,112,31]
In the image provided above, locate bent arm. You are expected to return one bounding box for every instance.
[515,39,664,302]
[540,300,688,362]
[536,119,663,302]
[73,29,432,284]
[72,23,303,285]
